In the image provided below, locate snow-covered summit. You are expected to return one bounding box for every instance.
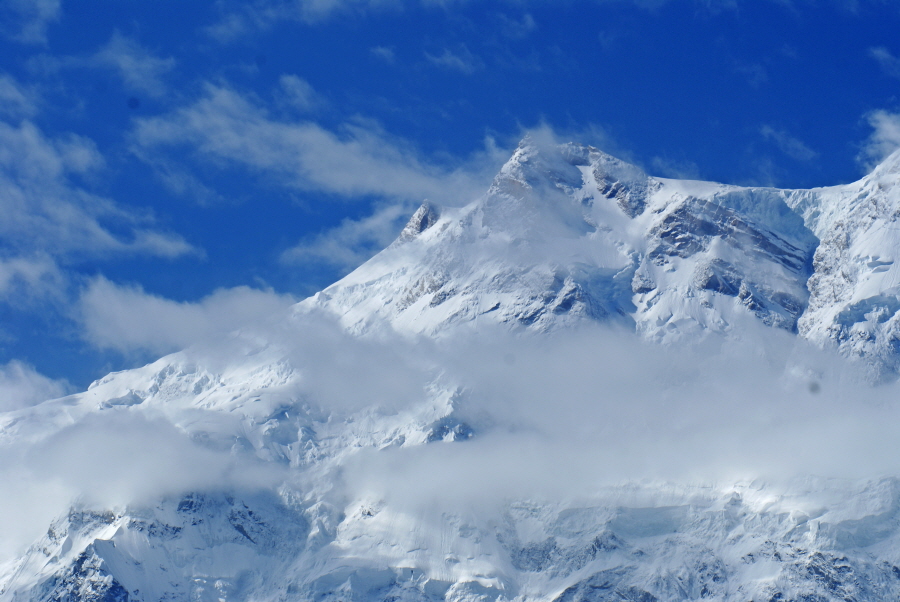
[299,138,815,344]
[295,140,900,376]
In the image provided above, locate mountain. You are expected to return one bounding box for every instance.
[299,139,818,342]
[4,139,900,602]
[302,138,900,377]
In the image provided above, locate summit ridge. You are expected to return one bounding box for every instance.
[302,139,900,375]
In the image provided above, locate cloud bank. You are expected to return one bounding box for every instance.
[2,309,900,561]
[0,360,69,411]
[78,276,296,356]
[339,324,900,512]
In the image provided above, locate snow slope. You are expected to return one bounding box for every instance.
[786,150,900,379]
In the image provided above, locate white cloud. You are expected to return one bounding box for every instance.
[760,125,819,162]
[336,324,900,514]
[0,255,63,301]
[7,294,900,561]
[425,45,482,74]
[1,0,60,44]
[132,83,500,205]
[650,155,701,180]
[92,32,175,98]
[276,74,320,111]
[0,119,195,261]
[370,45,396,63]
[23,412,283,506]
[0,73,37,119]
[206,0,401,39]
[870,46,900,79]
[497,12,536,39]
[0,410,284,560]
[861,110,900,168]
[78,277,296,355]
[281,201,413,269]
[0,360,69,411]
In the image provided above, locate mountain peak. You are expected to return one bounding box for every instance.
[299,140,827,346]
[398,201,440,242]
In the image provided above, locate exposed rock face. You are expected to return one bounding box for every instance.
[398,202,440,241]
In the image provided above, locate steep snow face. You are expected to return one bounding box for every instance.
[786,150,900,379]
[298,139,819,344]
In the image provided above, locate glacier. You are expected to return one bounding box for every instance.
[4,138,900,601]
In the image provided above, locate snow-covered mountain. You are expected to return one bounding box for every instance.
[5,139,900,601]
[301,138,900,376]
[299,139,819,343]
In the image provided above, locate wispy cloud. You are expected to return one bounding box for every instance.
[860,109,900,169]
[0,73,38,119]
[0,0,60,44]
[0,359,69,411]
[425,45,482,74]
[132,82,500,205]
[370,45,396,63]
[735,62,768,87]
[870,46,900,79]
[0,120,195,260]
[0,255,63,302]
[760,125,818,162]
[0,117,196,324]
[650,155,702,180]
[497,12,536,39]
[92,32,175,98]
[205,0,744,42]
[206,0,402,40]
[281,202,413,270]
[276,74,321,111]
[78,277,296,355]
[30,32,175,98]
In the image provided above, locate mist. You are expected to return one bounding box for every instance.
[2,310,900,563]
[334,321,900,510]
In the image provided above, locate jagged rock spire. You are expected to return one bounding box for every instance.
[398,201,440,241]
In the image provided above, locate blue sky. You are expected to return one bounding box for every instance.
[1,0,900,401]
